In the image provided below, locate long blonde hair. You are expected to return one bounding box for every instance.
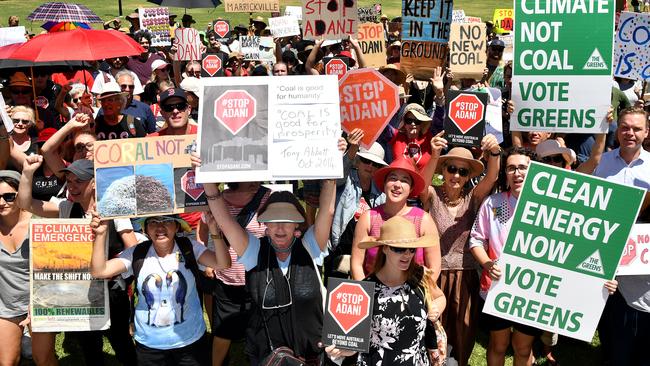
[373,247,438,306]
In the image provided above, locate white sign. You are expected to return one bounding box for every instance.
[240,36,275,61]
[617,224,650,275]
[0,95,15,133]
[0,26,25,47]
[174,28,203,61]
[614,12,650,81]
[269,16,301,38]
[285,6,303,21]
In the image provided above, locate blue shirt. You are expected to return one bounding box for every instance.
[123,100,157,133]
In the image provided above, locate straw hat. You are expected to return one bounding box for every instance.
[137,215,192,233]
[359,216,438,249]
[97,81,128,99]
[436,147,485,178]
[535,139,576,165]
[258,202,305,223]
[357,143,388,167]
[373,158,425,197]
[378,63,406,85]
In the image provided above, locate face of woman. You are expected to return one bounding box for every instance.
[443,159,471,191]
[65,174,94,203]
[505,154,530,197]
[266,222,299,248]
[11,111,32,136]
[357,157,382,180]
[402,112,423,139]
[384,170,413,203]
[0,182,18,218]
[382,246,415,272]
[73,134,96,161]
[145,219,178,245]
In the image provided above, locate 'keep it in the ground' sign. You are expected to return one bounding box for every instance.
[483,162,644,342]
[510,1,614,134]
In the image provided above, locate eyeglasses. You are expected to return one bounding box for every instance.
[262,267,292,310]
[11,118,31,125]
[404,117,423,126]
[541,155,565,164]
[359,156,383,169]
[156,66,171,73]
[72,97,81,103]
[187,70,200,76]
[388,246,417,254]
[161,102,188,113]
[0,192,17,203]
[74,142,94,153]
[446,165,470,177]
[10,89,31,95]
[120,84,134,90]
[505,164,528,174]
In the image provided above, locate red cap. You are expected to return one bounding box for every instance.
[37,128,57,143]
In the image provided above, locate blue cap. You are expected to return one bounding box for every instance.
[159,88,187,105]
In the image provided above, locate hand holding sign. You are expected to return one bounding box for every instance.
[431,66,445,90]
[480,134,500,155]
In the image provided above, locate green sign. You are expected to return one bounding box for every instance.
[484,162,644,342]
[510,0,615,133]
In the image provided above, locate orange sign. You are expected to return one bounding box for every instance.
[339,68,399,149]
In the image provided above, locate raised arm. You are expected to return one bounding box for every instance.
[420,214,441,281]
[90,211,129,278]
[17,155,59,218]
[42,113,91,178]
[197,211,231,271]
[305,40,324,76]
[349,39,366,69]
[419,131,446,203]
[473,134,501,202]
[577,107,614,174]
[350,211,371,280]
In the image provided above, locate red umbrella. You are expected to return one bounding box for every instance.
[10,28,145,62]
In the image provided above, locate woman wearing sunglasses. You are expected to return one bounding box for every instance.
[41,112,96,179]
[387,103,436,171]
[327,216,446,366]
[0,170,59,366]
[419,133,501,366]
[9,106,38,155]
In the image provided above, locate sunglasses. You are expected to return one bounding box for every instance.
[359,156,383,168]
[542,155,565,164]
[120,84,134,90]
[404,117,423,126]
[156,66,171,72]
[161,102,188,113]
[11,118,31,125]
[187,70,201,76]
[11,89,31,95]
[74,142,94,153]
[446,165,470,177]
[72,97,81,103]
[0,192,17,203]
[388,246,417,254]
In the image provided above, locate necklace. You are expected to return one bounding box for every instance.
[442,188,464,207]
[155,248,180,274]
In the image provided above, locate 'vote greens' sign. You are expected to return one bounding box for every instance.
[510,0,614,133]
[483,162,644,342]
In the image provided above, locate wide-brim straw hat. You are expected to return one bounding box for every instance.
[373,158,425,197]
[535,139,576,165]
[137,215,192,233]
[258,202,305,223]
[359,216,438,249]
[436,147,485,178]
[378,63,406,85]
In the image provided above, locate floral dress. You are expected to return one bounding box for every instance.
[359,274,432,366]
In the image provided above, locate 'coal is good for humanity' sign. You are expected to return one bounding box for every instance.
[510,0,614,133]
[483,162,644,342]
[613,12,650,81]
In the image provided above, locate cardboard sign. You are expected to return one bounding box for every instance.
[196,75,343,182]
[324,57,350,80]
[483,162,644,342]
[617,224,650,275]
[0,26,25,47]
[174,28,202,61]
[212,20,231,43]
[452,9,466,23]
[358,7,379,23]
[223,0,279,13]
[449,23,486,80]
[444,90,488,147]
[0,94,14,133]
[501,34,514,62]
[323,278,374,352]
[201,53,225,77]
[285,6,303,21]
[94,135,207,219]
[303,0,358,40]
[269,16,301,38]
[139,7,171,47]
[493,8,514,34]
[357,22,386,68]
[240,36,275,61]
[339,68,399,149]
[614,12,650,81]
[510,1,614,133]
[466,16,482,23]
[30,219,110,332]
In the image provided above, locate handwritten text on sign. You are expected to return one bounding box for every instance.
[402,0,453,43]
[614,12,650,81]
[449,23,486,79]
[302,0,358,40]
[174,28,202,61]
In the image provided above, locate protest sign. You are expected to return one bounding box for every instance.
[358,7,379,23]
[323,278,374,352]
[94,135,207,219]
[357,22,386,68]
[269,16,301,38]
[617,224,650,275]
[452,9,466,23]
[212,20,231,43]
[510,1,614,133]
[196,75,342,182]
[485,87,504,143]
[173,28,202,61]
[30,219,109,332]
[139,7,171,47]
[0,26,25,47]
[0,94,14,133]
[285,6,303,21]
[201,53,225,77]
[400,0,452,80]
[324,57,350,80]
[240,36,275,62]
[466,16,482,23]
[493,8,514,34]
[483,162,644,342]
[444,90,488,147]
[223,0,279,13]
[449,23,486,80]
[614,12,650,81]
[501,34,514,62]
[302,0,358,40]
[339,68,399,149]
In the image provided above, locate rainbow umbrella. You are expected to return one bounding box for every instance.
[41,21,91,32]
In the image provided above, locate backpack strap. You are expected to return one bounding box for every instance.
[131,240,153,295]
[176,236,201,283]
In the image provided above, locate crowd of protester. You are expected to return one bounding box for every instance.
[0,5,649,366]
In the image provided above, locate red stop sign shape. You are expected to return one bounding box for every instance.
[214,90,257,135]
[181,170,204,201]
[621,237,637,266]
[202,54,222,76]
[327,282,371,334]
[213,20,230,38]
[339,68,399,149]
[448,93,485,133]
[326,58,348,80]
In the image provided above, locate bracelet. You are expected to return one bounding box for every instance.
[490,150,502,157]
[210,233,223,240]
[0,135,8,141]
[205,190,222,200]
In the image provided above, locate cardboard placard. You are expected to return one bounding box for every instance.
[358,7,379,23]
[223,0,279,13]
[30,219,110,332]
[501,34,514,62]
[201,53,225,77]
[174,28,203,61]
[452,9,466,23]
[284,6,303,21]
[510,1,615,133]
[139,7,171,47]
[240,36,275,61]
[196,75,343,183]
[617,224,650,275]
[269,16,301,38]
[94,135,207,219]
[322,278,374,352]
[0,94,15,133]
[212,20,231,44]
[614,12,650,81]
[357,22,387,68]
[449,23,487,80]
[466,16,482,23]
[492,8,514,34]
[483,162,645,342]
[302,0,358,40]
[444,90,488,147]
[0,26,25,47]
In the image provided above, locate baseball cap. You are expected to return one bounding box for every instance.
[60,159,94,181]
[151,59,170,72]
[159,88,187,105]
